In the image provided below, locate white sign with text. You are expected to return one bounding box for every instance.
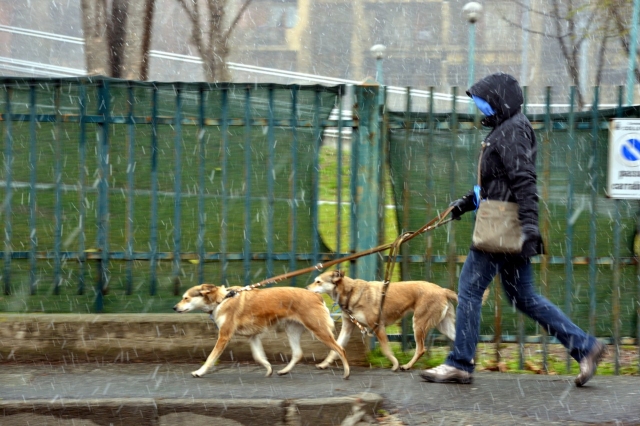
[607,119,640,199]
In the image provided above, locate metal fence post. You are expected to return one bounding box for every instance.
[541,86,552,371]
[78,83,87,296]
[588,86,600,335]
[267,84,275,280]
[354,82,381,281]
[312,87,322,278]
[220,85,229,285]
[53,81,62,295]
[613,85,624,375]
[243,85,252,286]
[96,78,111,312]
[149,84,159,296]
[28,83,37,296]
[3,86,12,296]
[173,83,183,295]
[565,86,576,373]
[290,85,299,285]
[126,83,135,295]
[197,85,206,284]
[448,87,458,293]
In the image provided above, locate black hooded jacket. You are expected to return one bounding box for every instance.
[456,72,543,257]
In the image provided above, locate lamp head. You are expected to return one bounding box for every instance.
[463,2,483,24]
[370,44,387,60]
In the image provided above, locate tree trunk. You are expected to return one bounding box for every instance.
[178,0,252,82]
[80,0,109,76]
[119,0,153,80]
[81,0,155,80]
[140,0,156,80]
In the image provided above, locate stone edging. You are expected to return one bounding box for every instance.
[0,393,383,426]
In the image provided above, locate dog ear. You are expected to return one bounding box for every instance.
[331,270,344,284]
[199,284,217,296]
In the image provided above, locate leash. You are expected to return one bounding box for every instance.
[369,206,454,333]
[224,206,454,301]
[370,231,410,333]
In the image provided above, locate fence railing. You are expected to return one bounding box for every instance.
[0,77,638,374]
[385,84,639,374]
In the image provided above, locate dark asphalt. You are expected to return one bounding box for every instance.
[1,362,638,425]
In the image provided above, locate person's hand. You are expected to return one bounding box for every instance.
[521,224,544,257]
[449,198,467,221]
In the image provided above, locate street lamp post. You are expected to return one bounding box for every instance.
[463,2,483,112]
[370,44,386,106]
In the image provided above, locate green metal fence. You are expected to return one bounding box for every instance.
[0,77,638,373]
[386,85,640,373]
[0,77,371,314]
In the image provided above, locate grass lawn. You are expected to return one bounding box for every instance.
[366,341,640,376]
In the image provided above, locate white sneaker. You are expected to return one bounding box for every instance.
[575,341,607,387]
[420,364,473,384]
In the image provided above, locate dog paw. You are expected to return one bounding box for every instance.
[191,370,204,378]
[399,365,412,371]
[276,369,289,376]
[316,363,329,370]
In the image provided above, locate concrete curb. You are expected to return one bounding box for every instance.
[0,314,368,366]
[0,393,383,426]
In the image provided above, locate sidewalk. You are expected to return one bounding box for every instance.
[1,362,638,425]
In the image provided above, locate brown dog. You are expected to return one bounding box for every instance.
[173,284,350,379]
[307,270,458,371]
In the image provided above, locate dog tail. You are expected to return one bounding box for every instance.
[437,287,489,341]
[444,288,489,305]
[436,300,457,341]
[481,287,490,305]
[444,288,458,304]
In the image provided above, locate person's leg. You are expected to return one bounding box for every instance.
[445,250,497,372]
[499,258,599,361]
[421,250,496,383]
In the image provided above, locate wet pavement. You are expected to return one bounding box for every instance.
[1,362,638,425]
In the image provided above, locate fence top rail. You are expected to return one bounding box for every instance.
[387,105,640,121]
[0,76,346,93]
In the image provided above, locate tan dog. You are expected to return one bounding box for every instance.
[307,270,458,371]
[173,284,350,379]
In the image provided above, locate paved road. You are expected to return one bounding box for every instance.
[1,362,639,425]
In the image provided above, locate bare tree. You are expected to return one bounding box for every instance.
[176,0,254,82]
[501,0,606,109]
[81,0,156,80]
[606,0,640,84]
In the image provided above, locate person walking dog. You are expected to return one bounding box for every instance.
[420,72,606,387]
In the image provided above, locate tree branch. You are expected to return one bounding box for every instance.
[610,3,640,83]
[501,15,571,38]
[140,0,156,80]
[223,0,254,42]
[177,0,207,58]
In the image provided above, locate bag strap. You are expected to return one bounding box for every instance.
[473,143,486,207]
[477,143,485,187]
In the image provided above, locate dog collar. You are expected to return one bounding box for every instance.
[223,289,238,299]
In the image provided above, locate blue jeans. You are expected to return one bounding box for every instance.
[445,250,597,373]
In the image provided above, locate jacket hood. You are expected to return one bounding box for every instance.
[466,73,523,124]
